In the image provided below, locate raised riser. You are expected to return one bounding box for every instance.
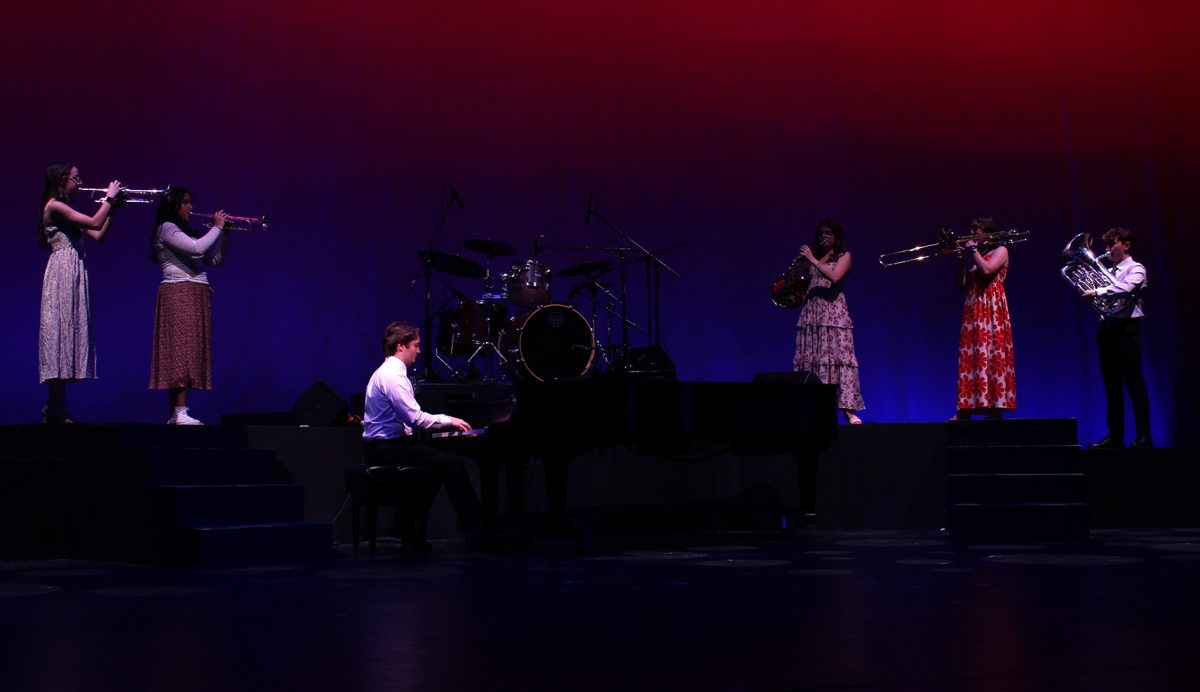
[949,503,1090,540]
[155,484,305,527]
[948,446,1083,474]
[64,424,252,454]
[947,419,1079,447]
[136,448,278,485]
[949,473,1085,503]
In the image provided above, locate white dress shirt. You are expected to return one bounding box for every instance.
[1096,256,1147,319]
[362,356,451,439]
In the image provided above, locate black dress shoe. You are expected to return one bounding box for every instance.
[1088,437,1124,450]
[1131,435,1153,449]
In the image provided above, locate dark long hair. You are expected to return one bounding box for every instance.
[814,218,847,260]
[970,216,1000,253]
[150,186,192,262]
[38,162,73,249]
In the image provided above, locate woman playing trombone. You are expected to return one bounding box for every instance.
[148,187,228,425]
[953,216,1016,420]
[38,163,122,424]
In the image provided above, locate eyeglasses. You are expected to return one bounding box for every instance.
[67,175,82,184]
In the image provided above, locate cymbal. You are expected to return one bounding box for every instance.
[463,238,517,257]
[556,259,613,277]
[417,249,486,279]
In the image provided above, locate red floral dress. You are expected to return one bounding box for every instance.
[957,257,1016,411]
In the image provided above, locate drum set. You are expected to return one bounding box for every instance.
[419,238,621,382]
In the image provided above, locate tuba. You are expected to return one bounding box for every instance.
[1060,233,1132,318]
[769,252,813,308]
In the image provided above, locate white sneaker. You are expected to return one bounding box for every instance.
[167,408,204,425]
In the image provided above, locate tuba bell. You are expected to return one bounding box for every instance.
[1059,233,1132,318]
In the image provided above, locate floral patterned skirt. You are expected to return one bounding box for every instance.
[150,282,213,390]
[794,323,865,412]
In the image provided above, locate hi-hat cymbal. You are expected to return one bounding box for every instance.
[463,238,518,257]
[556,259,613,277]
[417,249,486,279]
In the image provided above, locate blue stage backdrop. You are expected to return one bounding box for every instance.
[2,1,1196,445]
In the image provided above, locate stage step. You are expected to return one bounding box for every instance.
[946,418,1079,447]
[948,445,1083,474]
[948,503,1090,540]
[949,473,1085,504]
[50,425,332,567]
[135,448,278,485]
[160,521,332,568]
[154,484,306,527]
[946,420,1089,540]
[64,424,251,455]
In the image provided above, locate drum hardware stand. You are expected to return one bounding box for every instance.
[567,275,643,373]
[481,257,505,301]
[449,340,510,383]
[583,195,681,370]
[408,181,465,382]
[428,290,465,379]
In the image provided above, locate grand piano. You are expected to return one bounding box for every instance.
[436,375,839,538]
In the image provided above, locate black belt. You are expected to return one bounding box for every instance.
[364,435,419,449]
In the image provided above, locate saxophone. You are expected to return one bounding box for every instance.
[769,251,814,308]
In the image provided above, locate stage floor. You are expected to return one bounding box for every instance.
[3,528,1199,691]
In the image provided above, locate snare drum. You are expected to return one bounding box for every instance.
[439,300,507,356]
[502,259,551,308]
[498,304,594,381]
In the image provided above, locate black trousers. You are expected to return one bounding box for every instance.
[1097,317,1151,441]
[363,437,483,534]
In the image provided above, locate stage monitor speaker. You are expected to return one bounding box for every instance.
[625,346,676,380]
[753,371,822,384]
[293,380,350,427]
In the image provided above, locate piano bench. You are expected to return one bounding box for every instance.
[346,465,436,555]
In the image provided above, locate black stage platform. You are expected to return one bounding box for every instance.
[3,419,1197,563]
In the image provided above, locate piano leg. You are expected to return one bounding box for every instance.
[478,458,502,534]
[476,451,535,537]
[793,448,820,529]
[541,454,572,535]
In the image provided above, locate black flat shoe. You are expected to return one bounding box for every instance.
[43,403,75,425]
[1130,436,1153,449]
[1088,437,1124,450]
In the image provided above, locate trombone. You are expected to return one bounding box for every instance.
[191,211,269,232]
[878,229,1030,267]
[78,187,166,205]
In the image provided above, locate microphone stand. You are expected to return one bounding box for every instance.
[406,182,462,381]
[643,242,685,349]
[585,199,681,367]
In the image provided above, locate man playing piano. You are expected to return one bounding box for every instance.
[362,321,486,545]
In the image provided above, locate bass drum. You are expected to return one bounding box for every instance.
[498,304,595,381]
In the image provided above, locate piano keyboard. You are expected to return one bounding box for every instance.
[431,428,487,439]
